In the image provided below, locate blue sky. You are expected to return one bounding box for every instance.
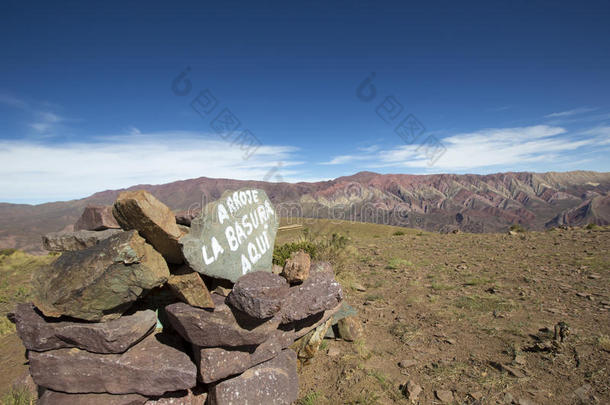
[1,0,609,204]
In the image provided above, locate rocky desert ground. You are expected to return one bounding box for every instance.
[1,219,609,404]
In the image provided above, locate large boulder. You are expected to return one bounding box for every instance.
[193,330,293,383]
[208,349,298,405]
[113,190,185,264]
[9,303,156,353]
[42,229,121,252]
[29,333,197,396]
[38,390,147,405]
[165,295,279,347]
[180,188,278,282]
[33,230,170,322]
[167,267,214,309]
[74,205,121,231]
[279,262,343,323]
[226,271,289,319]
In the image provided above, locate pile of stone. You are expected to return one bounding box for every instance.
[10,188,356,405]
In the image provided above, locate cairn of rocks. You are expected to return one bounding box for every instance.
[10,188,360,405]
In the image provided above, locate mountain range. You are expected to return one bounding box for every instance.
[1,170,609,254]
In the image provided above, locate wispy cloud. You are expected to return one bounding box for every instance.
[545,107,598,118]
[0,131,301,203]
[0,92,66,135]
[0,93,29,109]
[324,125,609,171]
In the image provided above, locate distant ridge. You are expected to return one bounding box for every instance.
[1,170,609,253]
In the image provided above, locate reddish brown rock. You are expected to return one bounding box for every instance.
[174,209,201,227]
[193,330,294,383]
[9,303,156,353]
[208,349,298,405]
[33,230,170,322]
[279,261,343,323]
[113,190,185,264]
[281,250,311,284]
[165,295,279,347]
[226,271,289,319]
[29,333,196,396]
[75,205,120,231]
[38,390,147,405]
[42,229,121,252]
[167,267,214,309]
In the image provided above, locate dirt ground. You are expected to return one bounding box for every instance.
[280,220,610,404]
[1,221,608,404]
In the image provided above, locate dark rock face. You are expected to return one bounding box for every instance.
[113,190,185,264]
[226,271,289,319]
[9,303,156,353]
[208,349,298,405]
[42,229,121,252]
[74,205,121,231]
[33,230,170,322]
[279,262,343,323]
[180,188,279,282]
[174,209,201,227]
[280,303,342,341]
[144,388,208,405]
[193,330,294,383]
[165,296,279,347]
[29,333,197,396]
[167,268,215,309]
[38,390,147,405]
[281,250,311,284]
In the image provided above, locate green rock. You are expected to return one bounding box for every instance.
[33,230,170,322]
[180,188,278,282]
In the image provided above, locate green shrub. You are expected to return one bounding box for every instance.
[0,248,18,257]
[273,230,351,273]
[272,241,318,266]
[392,230,405,236]
[299,391,320,405]
[585,223,598,230]
[509,224,526,233]
[1,385,35,405]
[386,258,412,270]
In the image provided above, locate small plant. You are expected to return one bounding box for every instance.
[386,258,411,270]
[1,385,35,405]
[598,335,610,352]
[509,224,526,233]
[0,315,16,337]
[272,241,318,266]
[0,248,18,256]
[364,293,382,302]
[392,230,405,236]
[299,391,320,405]
[585,223,598,230]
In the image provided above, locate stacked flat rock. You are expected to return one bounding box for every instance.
[13,187,352,404]
[13,190,205,403]
[166,261,343,404]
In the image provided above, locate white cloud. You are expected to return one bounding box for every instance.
[545,107,598,118]
[0,93,29,109]
[324,125,608,171]
[0,131,301,203]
